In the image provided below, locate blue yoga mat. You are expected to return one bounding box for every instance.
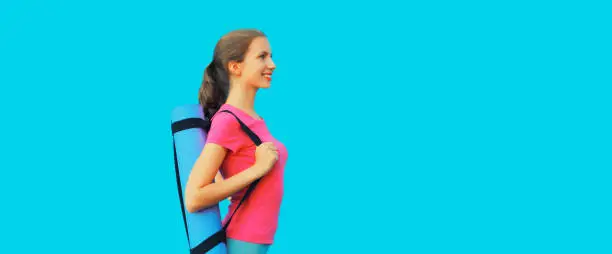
[171,104,226,254]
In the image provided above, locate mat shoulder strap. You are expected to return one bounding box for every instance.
[216,110,262,229]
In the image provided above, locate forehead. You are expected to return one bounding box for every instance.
[247,37,271,54]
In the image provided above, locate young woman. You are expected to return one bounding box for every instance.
[184,29,288,254]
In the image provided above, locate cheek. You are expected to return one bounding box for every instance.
[246,67,263,79]
[247,71,262,81]
[243,70,264,86]
[241,63,266,85]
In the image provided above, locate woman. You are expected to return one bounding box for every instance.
[184,29,288,254]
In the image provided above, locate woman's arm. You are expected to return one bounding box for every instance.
[184,143,263,213]
[214,171,224,184]
[214,171,231,202]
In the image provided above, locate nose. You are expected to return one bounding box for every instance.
[267,58,276,71]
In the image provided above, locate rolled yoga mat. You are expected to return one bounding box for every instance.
[171,104,226,254]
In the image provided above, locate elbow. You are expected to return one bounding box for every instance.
[185,190,212,213]
[185,195,200,213]
[184,189,199,213]
[186,198,214,213]
[184,182,216,213]
[186,203,198,213]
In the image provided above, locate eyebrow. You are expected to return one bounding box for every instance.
[259,51,272,57]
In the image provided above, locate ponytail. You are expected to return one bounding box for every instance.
[198,59,230,126]
[198,29,266,129]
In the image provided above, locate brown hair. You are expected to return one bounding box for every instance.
[198,29,266,122]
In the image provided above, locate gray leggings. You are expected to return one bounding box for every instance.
[227,238,271,254]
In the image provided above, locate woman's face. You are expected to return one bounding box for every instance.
[236,37,276,89]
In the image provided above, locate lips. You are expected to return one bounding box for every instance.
[263,72,272,81]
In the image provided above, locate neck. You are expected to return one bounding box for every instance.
[225,82,258,114]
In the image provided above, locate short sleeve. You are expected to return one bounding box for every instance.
[206,112,243,152]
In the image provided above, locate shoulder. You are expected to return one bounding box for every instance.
[206,110,247,152]
[211,110,240,129]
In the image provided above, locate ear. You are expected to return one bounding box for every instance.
[227,61,242,76]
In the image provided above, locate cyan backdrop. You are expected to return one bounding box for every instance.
[1,0,610,253]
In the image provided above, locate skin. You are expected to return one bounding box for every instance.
[185,37,279,213]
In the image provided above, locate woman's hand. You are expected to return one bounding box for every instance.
[252,142,278,177]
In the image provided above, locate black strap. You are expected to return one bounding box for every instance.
[173,138,191,248]
[172,117,210,134]
[190,229,226,254]
[218,110,262,146]
[217,110,262,229]
[171,109,264,254]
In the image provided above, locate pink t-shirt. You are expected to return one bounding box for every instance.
[205,104,288,244]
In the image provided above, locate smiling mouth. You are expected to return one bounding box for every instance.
[263,73,272,81]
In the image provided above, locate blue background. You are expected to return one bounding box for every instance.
[1,1,610,253]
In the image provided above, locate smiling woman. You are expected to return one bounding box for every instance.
[184,29,288,254]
